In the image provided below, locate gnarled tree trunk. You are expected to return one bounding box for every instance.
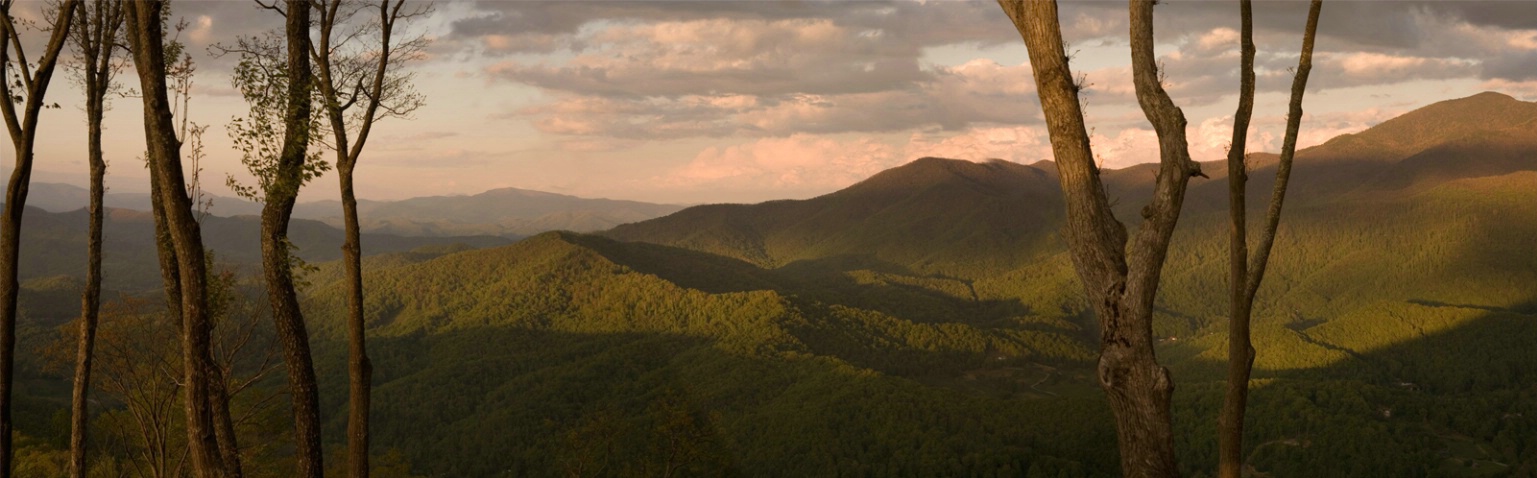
[998,1,1207,476]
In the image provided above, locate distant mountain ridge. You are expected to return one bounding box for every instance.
[15,184,683,238]
[606,157,1064,273]
[14,205,511,293]
[290,187,684,237]
[609,91,1537,274]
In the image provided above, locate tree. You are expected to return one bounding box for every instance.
[157,14,251,476]
[996,1,1207,476]
[228,1,326,475]
[0,1,79,475]
[308,1,426,475]
[121,2,227,476]
[1217,2,1321,477]
[63,2,123,476]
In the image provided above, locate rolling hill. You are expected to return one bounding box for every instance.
[12,205,512,295]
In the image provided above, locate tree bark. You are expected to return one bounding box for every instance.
[208,366,244,478]
[122,2,225,476]
[998,1,1205,476]
[0,2,79,475]
[1217,2,1321,476]
[265,1,324,476]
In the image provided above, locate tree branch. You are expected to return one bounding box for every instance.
[1245,0,1321,304]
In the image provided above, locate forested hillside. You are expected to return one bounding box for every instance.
[306,93,1537,475]
[10,206,510,292]
[13,92,1537,476]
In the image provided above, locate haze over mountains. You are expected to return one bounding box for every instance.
[13,206,513,294]
[15,91,1537,476]
[19,184,684,238]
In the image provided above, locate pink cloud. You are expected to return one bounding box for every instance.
[659,126,1056,195]
[664,134,903,192]
[494,17,925,98]
[1482,79,1537,100]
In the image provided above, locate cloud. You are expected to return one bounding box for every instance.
[517,94,745,139]
[509,57,1041,139]
[658,126,1058,196]
[1089,128,1160,170]
[1482,79,1537,101]
[467,0,1533,145]
[1307,52,1479,90]
[1482,51,1537,82]
[1188,107,1408,161]
[485,17,928,98]
[662,134,904,193]
[448,1,1016,56]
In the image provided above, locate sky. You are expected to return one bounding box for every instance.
[9,0,1537,205]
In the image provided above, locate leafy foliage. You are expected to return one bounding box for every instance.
[220,31,330,202]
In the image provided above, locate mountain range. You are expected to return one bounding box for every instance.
[20,184,684,238]
[13,91,1537,476]
[289,91,1537,476]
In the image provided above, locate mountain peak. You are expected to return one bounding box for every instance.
[1310,91,1537,161]
[478,187,566,199]
[835,157,1048,199]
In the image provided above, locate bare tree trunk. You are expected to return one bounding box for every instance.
[122,2,225,476]
[998,1,1207,476]
[1217,2,1258,476]
[340,164,372,478]
[1217,2,1321,476]
[68,2,123,476]
[265,1,324,476]
[0,2,80,475]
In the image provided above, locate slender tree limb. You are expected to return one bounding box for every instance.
[1219,2,1320,476]
[1247,0,1321,304]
